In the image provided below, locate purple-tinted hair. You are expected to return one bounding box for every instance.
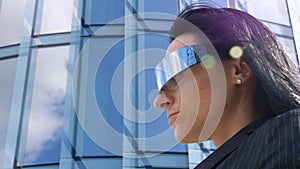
[170,5,300,114]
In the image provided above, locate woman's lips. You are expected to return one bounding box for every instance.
[168,112,179,126]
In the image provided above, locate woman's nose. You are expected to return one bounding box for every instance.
[153,92,174,110]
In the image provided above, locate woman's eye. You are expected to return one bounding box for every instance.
[161,78,178,92]
[161,71,188,92]
[167,78,178,88]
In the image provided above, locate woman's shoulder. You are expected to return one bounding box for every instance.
[262,108,300,132]
[273,108,300,118]
[242,108,300,168]
[251,108,300,146]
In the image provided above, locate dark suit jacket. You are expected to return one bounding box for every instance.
[195,109,300,169]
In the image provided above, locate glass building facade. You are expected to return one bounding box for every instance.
[0,0,299,168]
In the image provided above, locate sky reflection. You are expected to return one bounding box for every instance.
[21,46,69,165]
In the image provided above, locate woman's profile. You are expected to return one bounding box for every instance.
[153,4,300,169]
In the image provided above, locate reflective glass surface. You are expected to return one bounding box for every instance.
[0,0,27,46]
[244,0,298,64]
[236,0,290,26]
[235,0,297,64]
[145,0,178,15]
[39,0,73,34]
[83,0,125,25]
[75,37,124,157]
[0,58,17,167]
[18,46,69,166]
[155,45,206,91]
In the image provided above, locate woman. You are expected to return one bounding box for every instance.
[154,5,300,169]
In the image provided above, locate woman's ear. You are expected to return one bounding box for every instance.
[234,61,253,85]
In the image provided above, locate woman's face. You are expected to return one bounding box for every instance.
[153,33,223,143]
[154,65,212,143]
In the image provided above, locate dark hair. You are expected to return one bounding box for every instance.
[170,5,300,114]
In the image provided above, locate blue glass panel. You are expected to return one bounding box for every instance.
[19,46,69,165]
[76,125,119,156]
[0,58,17,167]
[84,0,125,25]
[95,39,124,135]
[144,33,171,49]
[145,0,178,15]
[75,37,124,157]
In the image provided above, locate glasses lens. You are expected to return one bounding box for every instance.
[155,45,205,91]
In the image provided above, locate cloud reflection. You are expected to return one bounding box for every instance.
[23,47,69,164]
[24,88,65,163]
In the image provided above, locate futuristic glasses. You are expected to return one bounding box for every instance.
[155,45,213,91]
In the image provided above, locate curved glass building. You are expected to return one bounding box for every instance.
[0,0,299,168]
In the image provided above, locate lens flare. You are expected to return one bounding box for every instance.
[201,54,216,69]
[229,45,243,59]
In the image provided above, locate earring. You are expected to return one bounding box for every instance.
[236,79,242,85]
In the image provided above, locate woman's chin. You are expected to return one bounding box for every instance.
[174,132,199,144]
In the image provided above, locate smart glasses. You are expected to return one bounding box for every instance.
[155,45,212,91]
